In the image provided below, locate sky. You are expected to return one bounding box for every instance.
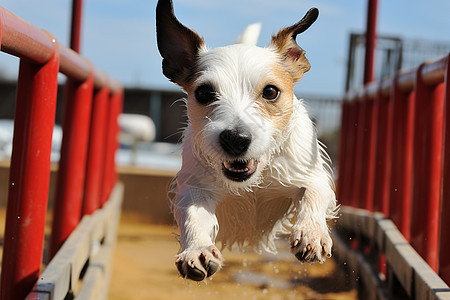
[0,0,449,97]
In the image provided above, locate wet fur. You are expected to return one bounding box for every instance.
[157,0,338,281]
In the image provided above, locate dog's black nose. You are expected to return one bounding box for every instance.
[219,128,252,156]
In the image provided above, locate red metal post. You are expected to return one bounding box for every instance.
[372,89,392,215]
[353,94,377,210]
[83,85,110,214]
[101,88,123,205]
[439,54,450,285]
[410,65,445,271]
[70,0,83,53]
[351,100,366,207]
[337,101,349,205]
[0,44,59,300]
[345,101,359,206]
[388,78,415,240]
[364,0,378,84]
[361,93,378,211]
[49,74,94,257]
[346,100,360,207]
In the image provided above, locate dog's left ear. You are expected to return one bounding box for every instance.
[270,8,319,82]
[156,0,205,87]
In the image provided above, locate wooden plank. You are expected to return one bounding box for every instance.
[373,213,387,251]
[75,183,123,300]
[357,251,388,300]
[28,217,92,300]
[26,292,51,300]
[332,228,388,300]
[75,265,104,300]
[333,206,450,300]
[384,224,414,296]
[26,182,124,300]
[380,217,450,299]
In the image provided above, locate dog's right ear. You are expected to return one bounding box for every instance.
[270,8,319,82]
[156,0,205,87]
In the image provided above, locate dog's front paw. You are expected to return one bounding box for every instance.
[290,224,332,263]
[175,245,224,281]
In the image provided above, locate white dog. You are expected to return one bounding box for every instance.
[156,0,338,281]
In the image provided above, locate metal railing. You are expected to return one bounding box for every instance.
[337,53,450,296]
[0,7,123,299]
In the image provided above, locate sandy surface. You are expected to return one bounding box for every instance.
[0,206,357,299]
[108,213,357,300]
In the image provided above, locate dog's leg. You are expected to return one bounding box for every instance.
[173,187,224,281]
[290,181,334,263]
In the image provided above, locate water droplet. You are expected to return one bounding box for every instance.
[262,289,268,295]
[243,259,248,267]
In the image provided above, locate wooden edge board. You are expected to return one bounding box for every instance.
[334,206,450,299]
[25,182,124,300]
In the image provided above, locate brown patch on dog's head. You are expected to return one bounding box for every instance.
[270,8,318,82]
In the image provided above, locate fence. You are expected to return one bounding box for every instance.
[0,6,123,300]
[336,53,450,298]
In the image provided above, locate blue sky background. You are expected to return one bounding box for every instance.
[0,0,449,97]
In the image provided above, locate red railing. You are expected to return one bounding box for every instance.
[0,7,123,300]
[338,53,450,284]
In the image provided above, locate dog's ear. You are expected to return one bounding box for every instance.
[270,8,318,82]
[156,0,205,87]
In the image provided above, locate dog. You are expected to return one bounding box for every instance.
[156,0,338,282]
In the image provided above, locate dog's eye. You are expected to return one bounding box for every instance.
[262,85,280,101]
[195,85,217,105]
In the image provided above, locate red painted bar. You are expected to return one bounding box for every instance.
[439,54,450,285]
[0,6,122,299]
[49,74,94,257]
[372,87,391,215]
[83,85,110,214]
[364,0,378,84]
[346,101,360,207]
[410,64,445,271]
[0,7,118,93]
[354,93,377,210]
[388,77,415,240]
[101,89,123,205]
[337,101,349,205]
[70,0,83,53]
[362,93,377,211]
[0,46,59,300]
[352,99,366,207]
[0,8,53,64]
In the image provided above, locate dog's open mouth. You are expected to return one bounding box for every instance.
[222,159,258,182]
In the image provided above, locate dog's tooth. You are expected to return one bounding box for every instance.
[248,159,255,168]
[224,161,232,170]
